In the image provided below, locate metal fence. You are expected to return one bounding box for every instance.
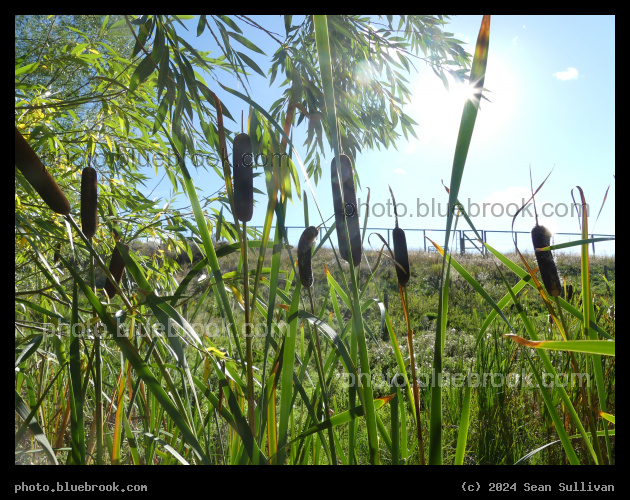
[247,226,615,256]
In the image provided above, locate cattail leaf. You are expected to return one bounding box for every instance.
[15,334,43,368]
[504,335,615,356]
[15,390,59,465]
[58,254,211,464]
[291,394,395,442]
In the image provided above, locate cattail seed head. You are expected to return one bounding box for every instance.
[531,225,561,297]
[15,127,70,215]
[331,154,361,265]
[566,283,574,302]
[389,186,410,287]
[393,227,410,287]
[81,167,98,238]
[232,133,253,222]
[104,243,128,298]
[297,226,319,288]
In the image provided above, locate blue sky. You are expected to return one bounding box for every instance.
[144,15,615,255]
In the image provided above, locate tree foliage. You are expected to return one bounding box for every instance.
[16,14,472,280]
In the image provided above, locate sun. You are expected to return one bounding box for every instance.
[408,55,515,146]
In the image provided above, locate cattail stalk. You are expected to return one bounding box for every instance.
[298,225,337,465]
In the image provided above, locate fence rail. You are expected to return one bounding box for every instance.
[246,226,615,255]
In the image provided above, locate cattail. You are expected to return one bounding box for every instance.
[81,167,98,238]
[389,186,410,287]
[104,243,128,298]
[566,283,574,303]
[297,226,319,288]
[232,133,253,222]
[331,154,361,265]
[531,225,561,297]
[15,127,70,215]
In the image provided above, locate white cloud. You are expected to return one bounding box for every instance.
[553,67,578,81]
[511,36,518,46]
[393,168,406,175]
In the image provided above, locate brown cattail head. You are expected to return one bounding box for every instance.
[232,133,253,222]
[331,154,361,265]
[531,225,561,297]
[389,186,410,287]
[566,283,574,303]
[297,226,319,289]
[392,227,410,287]
[104,243,128,298]
[15,127,70,215]
[81,167,98,238]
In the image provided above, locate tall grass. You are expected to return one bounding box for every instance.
[15,15,614,465]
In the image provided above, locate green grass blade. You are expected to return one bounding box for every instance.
[525,354,580,464]
[454,373,472,465]
[501,265,598,464]
[69,281,85,464]
[515,430,615,465]
[505,336,615,356]
[577,186,610,464]
[58,255,211,465]
[541,237,615,251]
[431,15,491,466]
[15,389,60,465]
[277,282,302,464]
[179,159,244,364]
[290,395,394,443]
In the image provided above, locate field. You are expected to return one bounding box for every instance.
[15,242,615,465]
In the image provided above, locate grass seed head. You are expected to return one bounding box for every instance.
[331,154,361,265]
[232,133,253,222]
[297,226,319,288]
[531,224,561,297]
[80,167,98,238]
[15,127,70,215]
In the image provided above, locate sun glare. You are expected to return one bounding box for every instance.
[409,55,515,146]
